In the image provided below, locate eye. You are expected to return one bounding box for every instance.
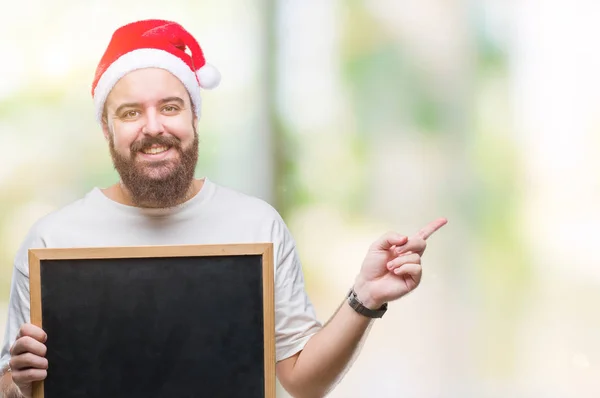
[162,105,180,113]
[122,110,140,119]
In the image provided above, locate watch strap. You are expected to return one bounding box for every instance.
[347,288,387,318]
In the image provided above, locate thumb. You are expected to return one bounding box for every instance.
[371,232,408,251]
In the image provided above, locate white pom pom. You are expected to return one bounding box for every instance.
[196,63,221,89]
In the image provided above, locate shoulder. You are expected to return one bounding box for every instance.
[31,190,97,236]
[12,190,97,271]
[209,180,286,223]
[207,180,296,248]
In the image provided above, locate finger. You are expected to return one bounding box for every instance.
[9,353,48,371]
[371,231,408,251]
[394,238,426,256]
[413,217,447,240]
[10,337,47,357]
[387,253,421,271]
[17,324,47,343]
[12,368,47,384]
[393,262,422,281]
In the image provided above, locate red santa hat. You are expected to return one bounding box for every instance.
[91,19,220,123]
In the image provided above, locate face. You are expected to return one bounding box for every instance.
[103,68,199,208]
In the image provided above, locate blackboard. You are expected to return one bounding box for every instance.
[28,243,275,398]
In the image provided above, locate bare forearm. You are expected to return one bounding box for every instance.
[286,300,376,398]
[0,372,25,398]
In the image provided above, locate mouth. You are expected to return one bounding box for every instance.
[137,144,176,161]
[141,145,170,155]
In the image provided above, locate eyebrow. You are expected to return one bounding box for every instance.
[113,96,186,116]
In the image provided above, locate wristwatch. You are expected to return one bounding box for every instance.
[347,288,387,318]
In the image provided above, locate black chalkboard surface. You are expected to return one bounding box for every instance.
[28,244,275,398]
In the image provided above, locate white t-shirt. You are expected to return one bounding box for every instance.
[0,178,322,371]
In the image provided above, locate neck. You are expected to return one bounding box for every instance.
[103,178,204,208]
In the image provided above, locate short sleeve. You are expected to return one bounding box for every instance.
[0,225,45,373]
[0,261,31,373]
[272,218,322,362]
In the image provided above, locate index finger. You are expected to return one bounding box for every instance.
[10,336,47,357]
[17,324,47,343]
[413,217,447,240]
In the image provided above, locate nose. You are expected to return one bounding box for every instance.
[141,109,165,136]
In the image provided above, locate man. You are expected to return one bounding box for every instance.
[0,19,446,398]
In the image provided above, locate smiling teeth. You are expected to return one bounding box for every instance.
[142,146,169,154]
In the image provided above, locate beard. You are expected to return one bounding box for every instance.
[108,127,199,208]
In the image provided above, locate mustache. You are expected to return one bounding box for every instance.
[130,136,181,152]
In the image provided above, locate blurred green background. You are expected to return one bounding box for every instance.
[0,1,598,397]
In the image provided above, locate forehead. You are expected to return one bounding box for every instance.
[106,68,189,108]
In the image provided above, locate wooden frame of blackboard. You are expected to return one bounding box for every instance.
[28,243,275,398]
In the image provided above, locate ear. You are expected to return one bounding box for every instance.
[100,103,113,141]
[101,118,111,141]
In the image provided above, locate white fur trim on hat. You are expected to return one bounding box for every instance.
[93,48,202,123]
[196,63,221,89]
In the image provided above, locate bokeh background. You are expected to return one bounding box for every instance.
[1,0,598,397]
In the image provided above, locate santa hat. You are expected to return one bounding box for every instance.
[91,19,220,123]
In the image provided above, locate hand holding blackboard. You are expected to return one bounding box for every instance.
[6,324,48,398]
